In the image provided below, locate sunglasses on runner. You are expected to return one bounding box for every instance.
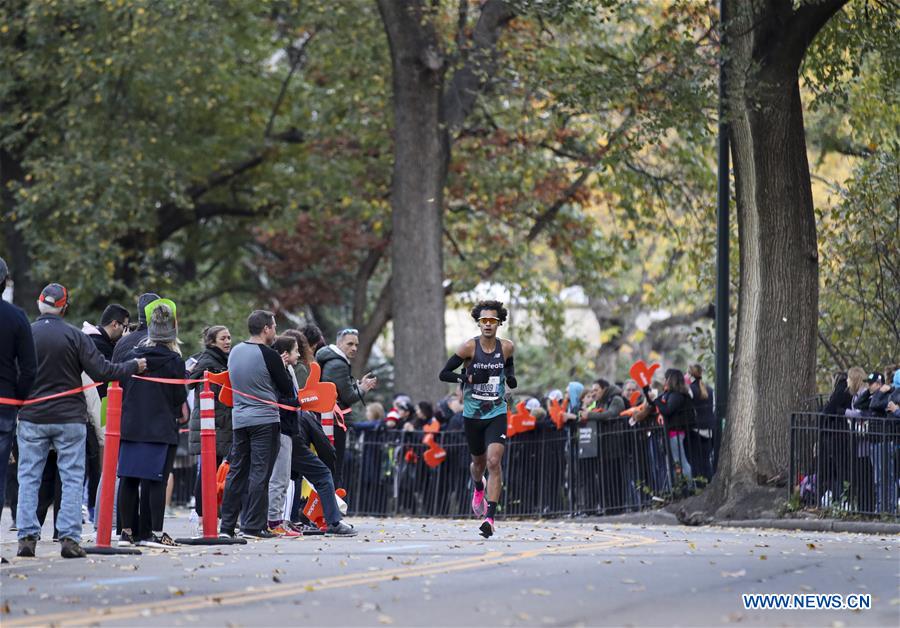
[478,317,500,325]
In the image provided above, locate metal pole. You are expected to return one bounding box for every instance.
[715,0,730,424]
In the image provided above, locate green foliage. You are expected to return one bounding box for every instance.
[0,0,894,397]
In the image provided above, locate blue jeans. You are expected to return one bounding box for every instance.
[16,421,86,542]
[0,406,16,513]
[669,433,693,482]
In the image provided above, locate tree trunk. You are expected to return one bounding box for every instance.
[681,0,846,521]
[0,149,41,311]
[377,0,450,402]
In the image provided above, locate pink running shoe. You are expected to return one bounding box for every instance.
[479,517,494,538]
[471,488,487,517]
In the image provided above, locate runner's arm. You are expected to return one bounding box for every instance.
[439,354,466,384]
[439,340,473,384]
[504,355,517,389]
[503,339,517,389]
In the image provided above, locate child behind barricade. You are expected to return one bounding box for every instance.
[118,301,187,548]
[267,335,302,537]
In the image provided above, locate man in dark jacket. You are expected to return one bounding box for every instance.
[16,284,146,559]
[81,303,131,523]
[288,410,355,535]
[0,257,36,561]
[315,328,377,489]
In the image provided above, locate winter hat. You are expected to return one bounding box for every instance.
[39,283,69,308]
[148,302,177,343]
[525,397,541,413]
[547,389,563,402]
[136,292,161,324]
[566,381,585,414]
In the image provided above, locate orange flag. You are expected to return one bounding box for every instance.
[549,397,565,430]
[207,370,233,407]
[422,433,447,468]
[629,359,660,390]
[298,362,337,413]
[507,401,536,438]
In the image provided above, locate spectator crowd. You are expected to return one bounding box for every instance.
[2,257,896,560]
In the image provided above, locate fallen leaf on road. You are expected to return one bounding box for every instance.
[806,543,816,550]
[759,555,767,560]
[529,588,551,596]
[720,569,746,578]
[1,602,10,614]
[378,614,394,624]
[168,586,185,596]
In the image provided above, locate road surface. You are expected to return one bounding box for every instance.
[1,511,897,626]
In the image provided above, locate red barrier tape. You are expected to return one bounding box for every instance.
[1,374,318,415]
[132,375,208,385]
[0,382,103,407]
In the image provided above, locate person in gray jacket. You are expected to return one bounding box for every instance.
[315,328,377,489]
[219,310,294,540]
[16,284,146,559]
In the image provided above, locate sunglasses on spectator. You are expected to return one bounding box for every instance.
[478,317,500,325]
[337,328,359,337]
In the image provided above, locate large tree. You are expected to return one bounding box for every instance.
[683,0,849,521]
[377,0,515,401]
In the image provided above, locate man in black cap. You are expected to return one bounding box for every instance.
[16,283,147,559]
[0,257,36,563]
[112,292,160,363]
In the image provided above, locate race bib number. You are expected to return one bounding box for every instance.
[473,376,501,400]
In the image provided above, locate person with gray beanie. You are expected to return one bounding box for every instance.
[111,292,160,363]
[117,301,187,548]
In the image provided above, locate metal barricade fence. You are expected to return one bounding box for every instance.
[790,412,899,517]
[342,420,682,519]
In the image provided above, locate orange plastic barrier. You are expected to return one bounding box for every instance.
[303,487,347,530]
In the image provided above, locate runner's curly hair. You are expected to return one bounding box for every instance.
[470,299,508,323]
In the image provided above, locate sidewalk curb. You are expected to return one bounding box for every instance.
[714,519,900,535]
[578,512,900,535]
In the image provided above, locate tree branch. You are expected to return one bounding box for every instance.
[443,0,516,134]
[646,303,715,334]
[784,0,849,65]
[352,244,387,328]
[264,31,315,140]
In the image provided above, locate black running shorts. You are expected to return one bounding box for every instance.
[464,414,508,457]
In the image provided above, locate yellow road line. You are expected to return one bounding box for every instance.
[7,532,655,627]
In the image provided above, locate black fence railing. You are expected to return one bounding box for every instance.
[790,412,899,517]
[340,417,715,519]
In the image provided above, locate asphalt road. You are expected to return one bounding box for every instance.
[1,510,897,627]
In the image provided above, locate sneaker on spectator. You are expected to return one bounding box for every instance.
[118,530,136,547]
[60,537,87,559]
[270,524,301,538]
[140,532,178,548]
[325,521,357,537]
[290,520,325,535]
[218,531,237,540]
[17,535,37,558]
[243,529,277,540]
